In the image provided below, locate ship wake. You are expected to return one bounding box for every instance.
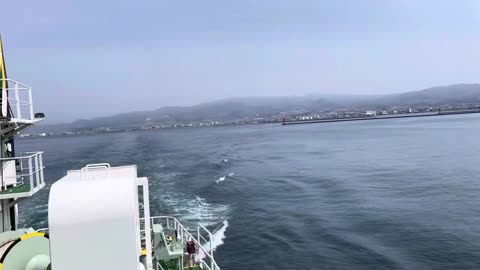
[197,220,229,262]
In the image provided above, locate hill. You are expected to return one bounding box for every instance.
[373,84,480,106]
[30,84,480,133]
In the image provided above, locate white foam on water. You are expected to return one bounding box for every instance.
[216,176,226,184]
[209,219,229,250]
[197,220,229,262]
[149,160,230,265]
[150,169,229,229]
[216,173,235,184]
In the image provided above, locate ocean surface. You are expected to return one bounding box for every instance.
[16,114,480,270]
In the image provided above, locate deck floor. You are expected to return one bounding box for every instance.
[0,184,30,194]
[184,266,201,270]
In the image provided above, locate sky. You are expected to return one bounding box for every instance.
[2,0,480,123]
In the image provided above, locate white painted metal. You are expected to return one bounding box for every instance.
[66,164,136,182]
[14,82,20,119]
[48,164,149,270]
[34,154,39,187]
[28,157,33,188]
[28,84,33,120]
[0,160,16,187]
[0,79,39,123]
[1,84,6,117]
[137,177,153,270]
[0,73,44,236]
[0,152,44,195]
[38,154,44,184]
[198,223,214,269]
[80,163,111,180]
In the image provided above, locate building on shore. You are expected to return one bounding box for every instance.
[365,110,377,116]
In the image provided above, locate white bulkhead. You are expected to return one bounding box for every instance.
[48,164,145,270]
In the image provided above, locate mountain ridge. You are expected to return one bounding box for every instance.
[31,83,480,133]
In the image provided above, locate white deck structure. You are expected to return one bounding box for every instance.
[48,164,153,270]
[0,78,45,233]
[0,79,39,124]
[0,151,45,200]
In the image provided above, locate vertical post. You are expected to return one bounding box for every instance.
[19,156,23,173]
[28,157,33,189]
[14,204,18,231]
[180,250,184,270]
[210,233,214,270]
[1,201,6,232]
[2,85,7,117]
[38,153,44,185]
[28,86,33,120]
[14,82,20,119]
[0,141,4,191]
[137,178,152,270]
[34,154,40,187]
[197,226,200,247]
[210,234,213,257]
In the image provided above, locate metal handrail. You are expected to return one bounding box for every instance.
[0,151,44,161]
[0,151,45,190]
[0,79,34,121]
[198,223,214,258]
[80,163,111,180]
[0,79,30,86]
[141,216,221,270]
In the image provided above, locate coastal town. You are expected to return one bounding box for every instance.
[20,103,480,138]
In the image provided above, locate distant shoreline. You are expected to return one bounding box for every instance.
[282,109,480,125]
[19,109,480,139]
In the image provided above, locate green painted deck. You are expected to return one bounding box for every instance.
[157,259,201,270]
[0,184,30,195]
[184,266,201,270]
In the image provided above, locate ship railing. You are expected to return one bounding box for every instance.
[0,79,35,123]
[0,151,45,192]
[140,216,220,270]
[36,228,49,233]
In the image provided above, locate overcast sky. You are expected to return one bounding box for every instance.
[2,0,480,123]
